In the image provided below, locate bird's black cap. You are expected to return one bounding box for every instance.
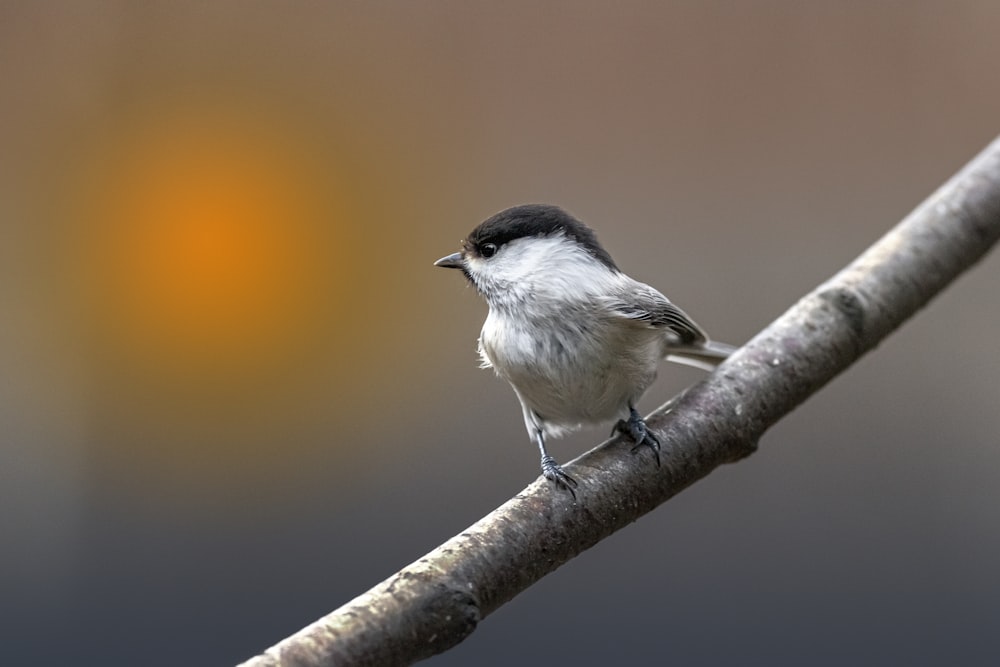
[465,204,619,271]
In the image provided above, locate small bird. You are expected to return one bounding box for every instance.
[435,204,734,494]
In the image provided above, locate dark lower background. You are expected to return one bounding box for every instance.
[2,3,999,665]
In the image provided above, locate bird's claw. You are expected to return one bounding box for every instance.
[614,409,661,467]
[541,455,578,498]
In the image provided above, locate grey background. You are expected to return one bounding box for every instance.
[2,3,999,665]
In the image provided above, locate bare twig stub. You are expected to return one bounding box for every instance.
[239,136,1000,667]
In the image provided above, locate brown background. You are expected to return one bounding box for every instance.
[3,2,1000,664]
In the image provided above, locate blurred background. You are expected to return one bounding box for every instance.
[2,2,999,665]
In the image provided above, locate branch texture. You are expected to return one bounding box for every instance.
[239,136,1000,667]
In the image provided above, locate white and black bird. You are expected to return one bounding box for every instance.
[435,204,734,494]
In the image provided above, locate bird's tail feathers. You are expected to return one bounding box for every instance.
[665,340,737,372]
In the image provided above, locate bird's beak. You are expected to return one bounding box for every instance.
[434,252,465,269]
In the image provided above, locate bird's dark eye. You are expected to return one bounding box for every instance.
[480,243,498,258]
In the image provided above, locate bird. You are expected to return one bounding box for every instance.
[435,204,734,495]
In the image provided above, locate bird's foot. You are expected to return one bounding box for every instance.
[541,455,578,498]
[613,407,661,467]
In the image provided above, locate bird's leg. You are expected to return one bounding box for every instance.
[613,403,661,466]
[534,428,578,497]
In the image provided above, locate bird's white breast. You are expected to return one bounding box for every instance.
[479,283,663,436]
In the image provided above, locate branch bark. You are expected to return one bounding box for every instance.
[239,136,1000,667]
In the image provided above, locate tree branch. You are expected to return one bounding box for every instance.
[239,136,1000,667]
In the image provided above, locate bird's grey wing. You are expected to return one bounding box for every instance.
[599,283,709,346]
